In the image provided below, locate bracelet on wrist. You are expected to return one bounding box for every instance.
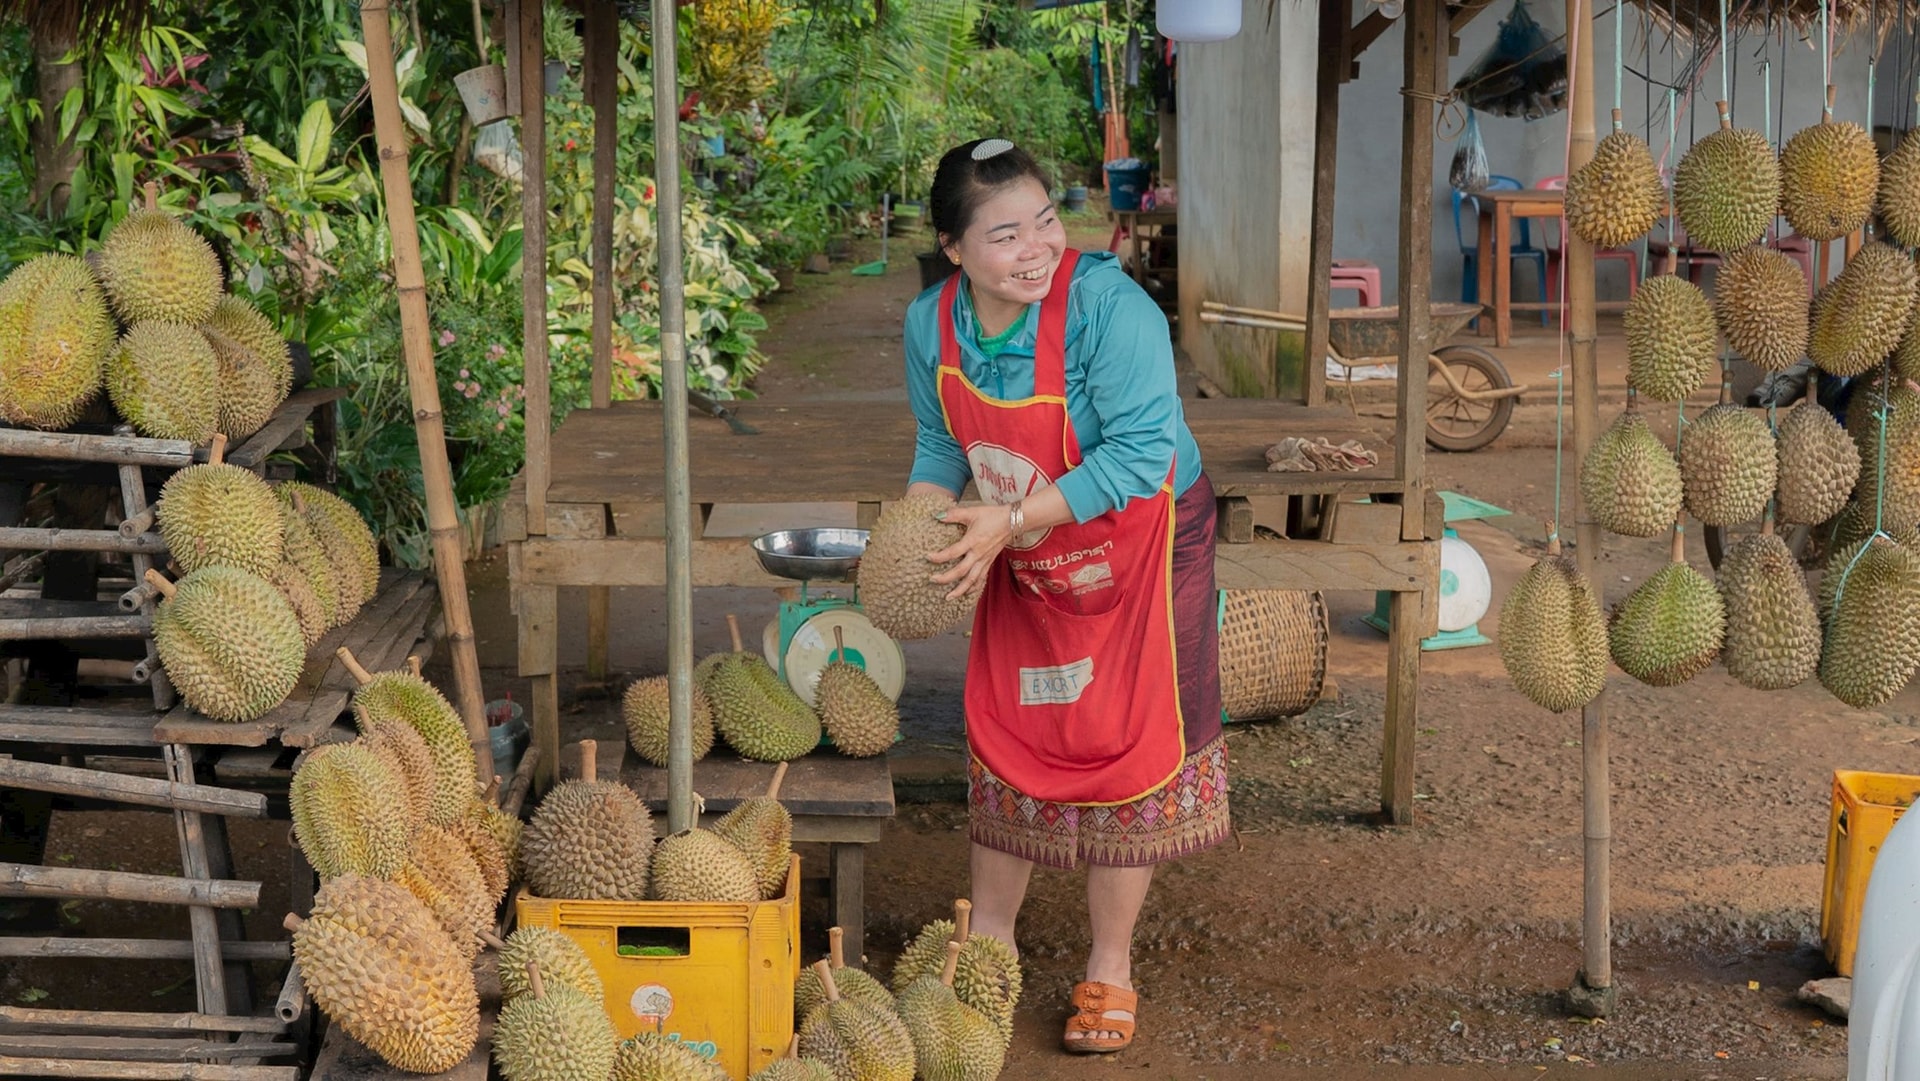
[1008,501,1025,534]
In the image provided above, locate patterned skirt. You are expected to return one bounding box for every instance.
[966,473,1230,870]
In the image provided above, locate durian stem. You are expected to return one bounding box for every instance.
[290,491,308,514]
[727,613,744,653]
[335,648,374,687]
[141,181,157,212]
[814,959,841,1003]
[142,568,175,601]
[1714,98,1732,130]
[1609,106,1623,134]
[829,926,847,969]
[478,930,508,951]
[407,655,423,678]
[832,625,846,665]
[951,899,972,945]
[767,761,788,802]
[940,941,962,987]
[577,739,598,781]
[1762,509,1777,537]
[526,960,546,1001]
[786,1035,801,1060]
[1544,530,1563,558]
[207,433,227,466]
[1824,83,1837,121]
[1717,371,1734,406]
[1669,522,1687,564]
[483,774,502,803]
[1662,247,1677,277]
[281,913,304,933]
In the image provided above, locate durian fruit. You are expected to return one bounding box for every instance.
[1713,246,1810,373]
[622,675,715,768]
[1497,534,1609,713]
[282,482,380,615]
[1565,112,1664,248]
[798,960,917,1081]
[1624,259,1718,402]
[146,567,304,722]
[1779,88,1880,242]
[650,828,760,903]
[1896,294,1920,383]
[1717,517,1822,691]
[1847,373,1920,532]
[796,926,897,1021]
[521,739,654,900]
[396,822,492,959]
[360,720,436,833]
[201,295,292,441]
[896,942,1007,1081]
[280,503,341,630]
[106,321,218,441]
[1581,407,1684,537]
[751,1038,836,1081]
[613,1031,731,1081]
[1810,243,1917,377]
[287,876,478,1074]
[1880,130,1920,249]
[890,900,1019,1049]
[816,626,899,758]
[1673,100,1780,252]
[469,777,524,883]
[156,434,285,577]
[492,961,619,1081]
[1607,525,1726,687]
[269,563,327,648]
[289,742,411,880]
[447,814,510,902]
[1680,400,1777,527]
[97,206,223,325]
[0,253,114,429]
[857,492,977,639]
[490,926,605,1004]
[712,761,794,900]
[704,614,822,762]
[1819,534,1920,708]
[1776,383,1861,526]
[340,648,475,829]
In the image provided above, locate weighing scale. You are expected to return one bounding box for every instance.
[1362,491,1508,651]
[749,528,906,708]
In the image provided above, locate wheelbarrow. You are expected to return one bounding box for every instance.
[1198,299,1527,452]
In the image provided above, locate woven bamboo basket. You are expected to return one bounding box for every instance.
[1217,589,1329,721]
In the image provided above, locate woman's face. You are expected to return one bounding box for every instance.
[943,177,1066,313]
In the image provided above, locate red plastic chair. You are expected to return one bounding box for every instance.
[1330,259,1382,307]
[1537,175,1641,313]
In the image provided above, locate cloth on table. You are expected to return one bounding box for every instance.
[1264,437,1378,473]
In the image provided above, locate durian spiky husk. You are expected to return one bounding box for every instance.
[0,253,114,430]
[1608,545,1726,687]
[1673,121,1780,252]
[396,823,492,959]
[613,1032,732,1081]
[704,652,822,762]
[1810,243,1917,377]
[1498,548,1609,713]
[202,295,292,441]
[447,814,510,902]
[521,775,654,901]
[1895,292,1920,383]
[280,504,341,629]
[711,782,793,901]
[1580,410,1684,537]
[491,975,618,1081]
[1625,274,1718,401]
[152,566,304,722]
[649,829,760,903]
[281,481,380,615]
[498,926,604,1003]
[1818,536,1920,708]
[469,796,523,884]
[817,659,900,758]
[1565,129,1664,248]
[359,720,435,833]
[1718,530,1821,690]
[857,492,976,640]
[106,321,218,442]
[269,562,327,648]
[890,920,1020,1048]
[351,669,476,829]
[798,993,917,1081]
[1713,246,1810,373]
[1779,115,1879,241]
[621,675,715,768]
[895,967,1006,1081]
[97,208,223,325]
[290,742,411,880]
[1679,403,1777,527]
[157,459,285,576]
[1880,134,1920,249]
[1847,374,1920,533]
[1775,399,1861,526]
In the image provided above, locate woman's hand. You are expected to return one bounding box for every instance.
[928,503,1017,601]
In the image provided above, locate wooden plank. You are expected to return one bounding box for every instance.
[520,0,550,538]
[0,527,167,554]
[0,428,194,468]
[0,758,267,817]
[0,707,162,748]
[546,503,606,540]
[0,1007,283,1035]
[0,1036,294,1062]
[622,752,895,819]
[1213,538,1437,593]
[0,938,286,961]
[0,863,258,907]
[1304,0,1347,407]
[531,673,560,793]
[1395,0,1437,505]
[1381,588,1420,825]
[120,461,174,711]
[226,399,320,472]
[514,570,558,678]
[831,843,867,969]
[0,1058,297,1079]
[588,0,617,412]
[516,537,790,588]
[1324,500,1403,545]
[1215,497,1255,544]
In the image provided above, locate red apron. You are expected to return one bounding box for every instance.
[936,249,1186,806]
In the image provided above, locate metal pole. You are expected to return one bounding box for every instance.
[653,0,695,835]
[1565,0,1615,1018]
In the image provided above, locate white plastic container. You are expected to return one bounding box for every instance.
[454,65,511,127]
[1157,0,1241,42]
[1851,800,1920,1080]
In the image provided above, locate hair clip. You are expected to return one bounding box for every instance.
[971,138,1015,161]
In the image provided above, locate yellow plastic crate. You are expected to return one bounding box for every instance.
[1821,770,1920,976]
[514,855,800,1079]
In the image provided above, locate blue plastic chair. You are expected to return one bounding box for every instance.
[1452,174,1550,325]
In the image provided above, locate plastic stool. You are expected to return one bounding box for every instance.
[1330,260,1382,308]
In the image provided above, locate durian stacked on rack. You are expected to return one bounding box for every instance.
[1503,85,1920,714]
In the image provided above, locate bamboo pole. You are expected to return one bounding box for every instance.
[654,0,696,835]
[358,1,495,785]
[0,527,166,554]
[0,759,268,817]
[1564,0,1614,1017]
[0,615,150,641]
[0,938,287,961]
[0,863,260,908]
[0,1007,284,1033]
[521,0,550,539]
[586,0,618,683]
[0,428,194,467]
[0,1057,297,1079]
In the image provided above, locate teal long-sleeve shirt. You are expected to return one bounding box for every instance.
[904,251,1204,523]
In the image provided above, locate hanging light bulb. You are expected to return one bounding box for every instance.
[1157,0,1241,42]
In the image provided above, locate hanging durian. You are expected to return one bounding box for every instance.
[1673,100,1780,252]
[1775,378,1861,527]
[1608,524,1726,687]
[1880,128,1920,249]
[1848,372,1920,533]
[1565,110,1664,248]
[1680,397,1777,527]
[1780,86,1880,241]
[1498,532,1608,713]
[1819,534,1920,708]
[1625,254,1718,402]
[1717,516,1821,691]
[1810,243,1917,378]
[1713,246,1810,374]
[1580,406,1684,538]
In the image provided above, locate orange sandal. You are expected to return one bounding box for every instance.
[1063,980,1137,1053]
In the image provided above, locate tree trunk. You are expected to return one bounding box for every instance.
[29,26,82,219]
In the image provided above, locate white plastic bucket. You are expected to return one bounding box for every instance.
[454,64,511,127]
[1157,0,1241,42]
[1851,802,1920,1080]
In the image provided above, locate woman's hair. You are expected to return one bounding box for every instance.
[929,139,1054,249]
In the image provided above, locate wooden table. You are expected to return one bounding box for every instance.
[1473,187,1563,348]
[622,752,894,966]
[1107,208,1177,297]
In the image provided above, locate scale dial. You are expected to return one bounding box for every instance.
[762,608,906,707]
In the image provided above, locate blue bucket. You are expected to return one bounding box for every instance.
[1105,164,1151,211]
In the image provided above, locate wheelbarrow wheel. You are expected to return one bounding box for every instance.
[1426,345,1515,452]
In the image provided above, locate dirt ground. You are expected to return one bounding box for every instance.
[6,218,1913,1080]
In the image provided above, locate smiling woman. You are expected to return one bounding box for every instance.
[896,137,1227,1057]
